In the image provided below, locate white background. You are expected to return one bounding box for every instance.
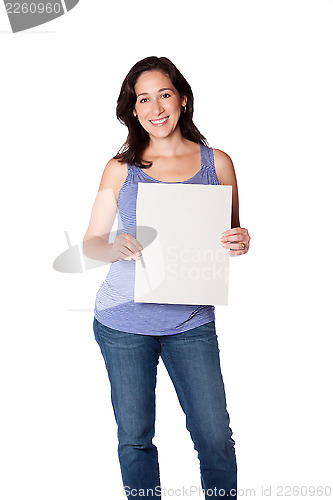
[1,1,332,498]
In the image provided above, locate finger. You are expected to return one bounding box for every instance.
[116,239,138,258]
[221,227,248,239]
[121,233,143,252]
[121,234,143,254]
[120,244,141,260]
[121,252,141,261]
[221,234,250,246]
[222,241,247,250]
[221,227,243,238]
[221,234,244,243]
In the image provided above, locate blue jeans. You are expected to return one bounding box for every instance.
[93,318,237,499]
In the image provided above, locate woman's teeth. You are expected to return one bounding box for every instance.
[150,117,169,125]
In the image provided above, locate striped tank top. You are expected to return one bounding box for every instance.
[94,143,220,335]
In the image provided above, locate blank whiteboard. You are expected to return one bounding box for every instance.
[134,183,232,305]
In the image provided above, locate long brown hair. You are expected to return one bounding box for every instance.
[114,56,208,168]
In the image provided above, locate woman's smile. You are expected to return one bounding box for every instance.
[149,116,169,126]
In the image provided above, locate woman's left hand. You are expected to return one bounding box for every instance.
[220,227,251,256]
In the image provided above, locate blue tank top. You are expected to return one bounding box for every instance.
[94,143,220,335]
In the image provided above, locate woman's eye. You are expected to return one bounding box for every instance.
[161,93,171,99]
[139,98,148,103]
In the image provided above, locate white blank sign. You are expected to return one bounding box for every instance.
[134,183,232,306]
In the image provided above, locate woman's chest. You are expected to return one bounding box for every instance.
[141,154,202,182]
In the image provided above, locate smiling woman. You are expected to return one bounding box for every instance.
[133,72,186,139]
[114,56,208,169]
[83,56,251,500]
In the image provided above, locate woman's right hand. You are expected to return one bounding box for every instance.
[110,233,143,261]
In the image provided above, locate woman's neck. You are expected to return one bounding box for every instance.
[145,128,193,159]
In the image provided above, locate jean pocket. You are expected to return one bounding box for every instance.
[199,332,219,348]
[188,321,216,339]
[93,317,146,349]
[93,317,126,338]
[193,323,220,351]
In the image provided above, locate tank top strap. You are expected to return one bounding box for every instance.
[200,143,215,171]
[124,161,138,183]
[126,162,135,173]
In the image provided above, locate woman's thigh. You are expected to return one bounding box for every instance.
[93,318,161,436]
[159,322,234,445]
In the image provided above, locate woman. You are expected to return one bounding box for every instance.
[83,56,250,499]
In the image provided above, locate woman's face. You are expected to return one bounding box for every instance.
[133,70,187,139]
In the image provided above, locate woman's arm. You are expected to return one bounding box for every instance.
[83,159,123,262]
[83,158,142,263]
[212,149,251,256]
[212,149,240,228]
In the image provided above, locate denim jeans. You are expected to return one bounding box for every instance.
[93,318,237,499]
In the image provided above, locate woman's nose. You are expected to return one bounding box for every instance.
[151,99,164,115]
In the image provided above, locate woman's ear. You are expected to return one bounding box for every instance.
[133,108,137,118]
[182,96,187,108]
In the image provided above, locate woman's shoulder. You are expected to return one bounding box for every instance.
[211,148,233,165]
[104,156,129,175]
[211,148,236,185]
[98,157,128,193]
